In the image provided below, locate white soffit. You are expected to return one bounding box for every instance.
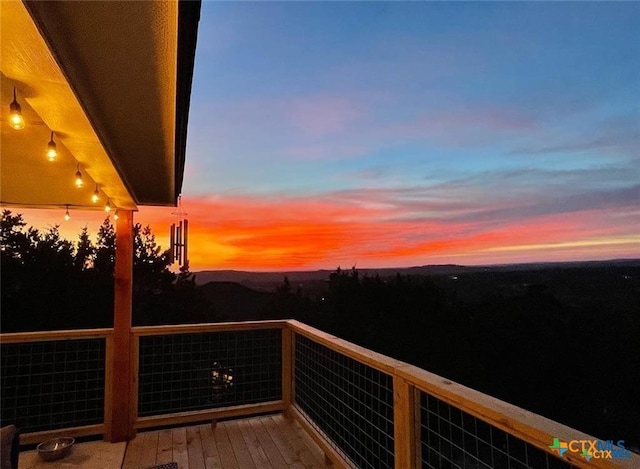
[24,0,180,206]
[0,0,137,211]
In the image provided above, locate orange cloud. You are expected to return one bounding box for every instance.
[8,195,638,272]
[143,195,639,270]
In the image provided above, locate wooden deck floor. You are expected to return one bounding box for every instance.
[122,414,330,469]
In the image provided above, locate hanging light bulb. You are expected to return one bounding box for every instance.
[92,184,100,203]
[9,87,25,130]
[113,209,120,221]
[46,131,58,161]
[105,198,112,212]
[75,163,83,188]
[64,205,70,221]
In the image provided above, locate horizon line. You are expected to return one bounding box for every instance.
[190,257,640,274]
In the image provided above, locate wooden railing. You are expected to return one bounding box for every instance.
[287,321,639,469]
[0,328,113,445]
[130,321,288,430]
[1,320,638,468]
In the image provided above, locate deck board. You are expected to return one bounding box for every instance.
[271,415,325,468]
[172,427,190,469]
[199,424,223,469]
[141,430,160,466]
[123,414,329,469]
[225,420,257,469]
[249,417,288,468]
[260,416,305,467]
[157,428,174,464]
[186,426,206,469]
[122,431,145,469]
[213,421,240,469]
[237,419,271,468]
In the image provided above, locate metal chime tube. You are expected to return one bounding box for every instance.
[169,223,175,263]
[183,219,189,266]
[169,216,189,266]
[177,221,183,264]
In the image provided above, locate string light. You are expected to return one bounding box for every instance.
[46,131,57,161]
[105,199,112,212]
[113,209,119,221]
[92,184,100,203]
[9,87,25,130]
[64,205,70,221]
[74,163,83,188]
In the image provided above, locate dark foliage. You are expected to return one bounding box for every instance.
[0,210,215,331]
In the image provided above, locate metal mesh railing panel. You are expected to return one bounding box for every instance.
[138,329,282,416]
[420,392,577,469]
[0,339,106,433]
[294,334,394,469]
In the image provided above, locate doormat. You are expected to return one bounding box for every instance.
[144,463,178,469]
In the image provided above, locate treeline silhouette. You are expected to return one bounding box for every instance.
[258,267,640,452]
[1,210,214,331]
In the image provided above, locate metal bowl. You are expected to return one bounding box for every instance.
[36,437,75,461]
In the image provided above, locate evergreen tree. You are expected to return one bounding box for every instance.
[74,226,95,270]
[1,210,28,262]
[94,217,116,272]
[133,224,173,292]
[36,225,75,270]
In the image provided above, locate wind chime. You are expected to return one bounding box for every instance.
[169,195,188,266]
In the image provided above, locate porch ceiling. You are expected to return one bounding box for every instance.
[0,0,200,211]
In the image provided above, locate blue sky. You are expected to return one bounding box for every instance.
[167,1,640,270]
[186,1,637,193]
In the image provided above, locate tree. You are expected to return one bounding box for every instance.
[36,225,75,270]
[1,213,79,330]
[1,210,28,262]
[94,217,115,272]
[1,211,215,331]
[133,224,173,293]
[74,226,95,270]
[1,211,31,330]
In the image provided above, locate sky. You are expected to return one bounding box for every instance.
[18,1,640,271]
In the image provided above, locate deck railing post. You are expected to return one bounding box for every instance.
[282,325,294,418]
[106,209,135,442]
[103,334,114,438]
[394,375,417,469]
[129,333,139,436]
[413,387,422,467]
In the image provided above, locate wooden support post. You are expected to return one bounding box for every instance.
[106,210,134,442]
[281,327,293,419]
[394,375,417,469]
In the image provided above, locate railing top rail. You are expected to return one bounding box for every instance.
[287,320,640,469]
[132,319,288,336]
[0,328,114,343]
[287,319,404,374]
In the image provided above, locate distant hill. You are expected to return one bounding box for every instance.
[194,269,333,287]
[198,281,274,321]
[192,259,640,289]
